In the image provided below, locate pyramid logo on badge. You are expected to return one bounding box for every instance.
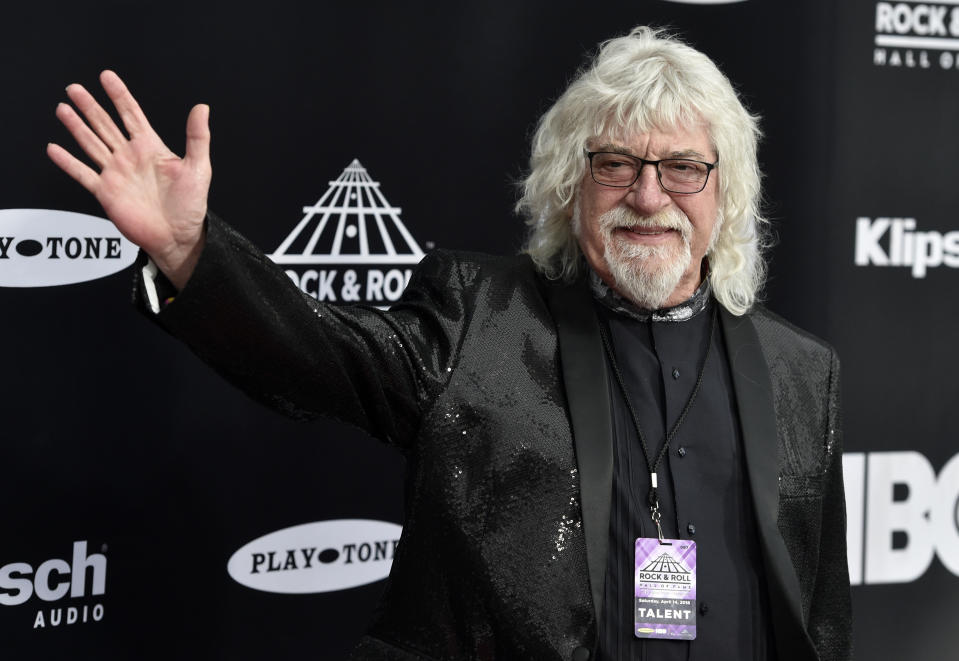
[641,553,691,575]
[269,159,425,266]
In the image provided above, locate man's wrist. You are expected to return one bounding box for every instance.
[151,225,207,292]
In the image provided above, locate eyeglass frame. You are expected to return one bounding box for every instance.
[583,149,718,194]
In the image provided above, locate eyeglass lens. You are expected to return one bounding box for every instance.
[590,153,710,192]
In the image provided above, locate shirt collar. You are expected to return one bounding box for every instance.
[588,268,712,323]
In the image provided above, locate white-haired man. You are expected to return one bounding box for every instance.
[49,26,851,661]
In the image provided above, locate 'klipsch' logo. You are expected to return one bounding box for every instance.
[854,216,959,277]
[0,540,107,630]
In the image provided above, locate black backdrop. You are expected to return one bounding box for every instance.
[1,1,955,659]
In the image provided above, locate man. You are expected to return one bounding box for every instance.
[48,26,851,661]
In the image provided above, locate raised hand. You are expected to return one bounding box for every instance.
[47,70,211,290]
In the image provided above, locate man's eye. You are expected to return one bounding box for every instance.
[665,160,705,174]
[600,159,630,169]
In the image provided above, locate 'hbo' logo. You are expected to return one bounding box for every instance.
[844,452,959,585]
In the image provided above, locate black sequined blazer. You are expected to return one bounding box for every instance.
[141,215,852,661]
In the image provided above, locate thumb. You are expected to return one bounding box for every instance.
[184,103,211,167]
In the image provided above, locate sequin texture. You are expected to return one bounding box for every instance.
[138,214,850,661]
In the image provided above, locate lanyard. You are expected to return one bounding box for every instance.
[597,304,718,542]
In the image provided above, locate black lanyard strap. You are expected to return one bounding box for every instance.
[598,304,718,539]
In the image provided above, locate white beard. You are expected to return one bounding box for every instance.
[575,205,693,310]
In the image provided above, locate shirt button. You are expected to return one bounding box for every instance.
[687,523,696,535]
[572,646,590,661]
[672,368,681,379]
[677,446,687,458]
[699,602,709,616]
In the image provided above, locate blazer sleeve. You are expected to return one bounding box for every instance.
[807,348,853,661]
[133,212,471,449]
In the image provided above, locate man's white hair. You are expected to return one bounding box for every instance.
[517,26,769,315]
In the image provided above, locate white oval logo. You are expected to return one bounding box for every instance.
[227,519,402,594]
[0,209,137,287]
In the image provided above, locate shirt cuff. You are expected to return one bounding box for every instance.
[142,259,161,314]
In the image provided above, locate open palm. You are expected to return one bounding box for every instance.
[47,70,211,289]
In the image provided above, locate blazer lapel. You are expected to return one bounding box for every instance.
[720,307,818,661]
[546,275,613,627]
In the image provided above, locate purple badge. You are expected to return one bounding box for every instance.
[634,537,697,640]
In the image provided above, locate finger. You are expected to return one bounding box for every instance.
[55,102,111,168]
[65,82,129,151]
[184,104,210,167]
[99,70,153,138]
[47,143,101,194]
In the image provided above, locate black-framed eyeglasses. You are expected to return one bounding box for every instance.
[584,150,718,194]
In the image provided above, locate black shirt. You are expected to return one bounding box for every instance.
[595,290,772,661]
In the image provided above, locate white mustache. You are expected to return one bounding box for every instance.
[599,206,693,243]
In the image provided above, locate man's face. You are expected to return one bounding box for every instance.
[573,124,719,310]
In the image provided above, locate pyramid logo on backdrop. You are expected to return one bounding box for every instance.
[269,160,426,306]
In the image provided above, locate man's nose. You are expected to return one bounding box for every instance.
[623,163,671,216]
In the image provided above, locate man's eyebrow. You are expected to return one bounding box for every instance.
[594,143,634,155]
[593,144,712,160]
[668,149,709,160]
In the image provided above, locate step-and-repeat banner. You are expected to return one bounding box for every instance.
[1,1,954,658]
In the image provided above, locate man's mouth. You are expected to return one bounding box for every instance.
[615,225,679,240]
[622,226,674,235]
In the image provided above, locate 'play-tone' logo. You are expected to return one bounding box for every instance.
[227,519,402,594]
[0,209,137,287]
